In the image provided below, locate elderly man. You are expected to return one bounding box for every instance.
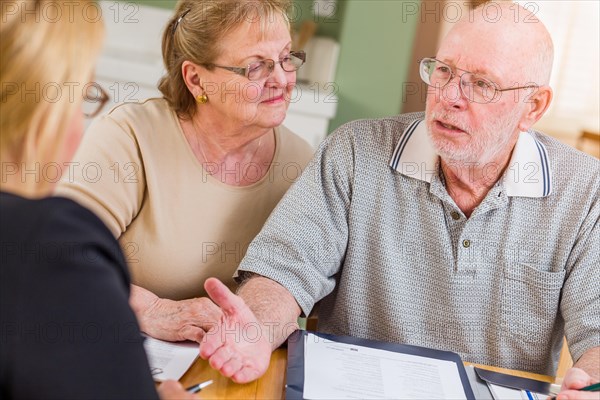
[199,2,600,398]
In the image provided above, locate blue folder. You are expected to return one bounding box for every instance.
[285,330,476,400]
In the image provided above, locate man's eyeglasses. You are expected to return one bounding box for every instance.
[419,57,538,104]
[82,83,110,118]
[206,51,306,81]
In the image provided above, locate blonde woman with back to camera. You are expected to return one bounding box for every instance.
[56,0,314,343]
[0,0,194,398]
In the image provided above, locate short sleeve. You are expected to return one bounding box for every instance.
[56,114,146,238]
[561,188,600,362]
[236,124,356,316]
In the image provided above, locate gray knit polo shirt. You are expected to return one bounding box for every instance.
[237,112,600,376]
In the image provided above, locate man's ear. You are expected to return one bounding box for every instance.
[181,60,204,97]
[518,85,553,132]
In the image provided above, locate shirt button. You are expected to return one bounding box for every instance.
[462,239,471,248]
[451,212,460,220]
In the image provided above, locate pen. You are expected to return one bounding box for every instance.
[548,382,600,400]
[580,382,600,392]
[185,379,213,393]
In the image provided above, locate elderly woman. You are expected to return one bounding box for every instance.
[0,1,190,398]
[57,0,313,343]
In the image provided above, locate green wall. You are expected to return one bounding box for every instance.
[130,0,419,133]
[291,0,345,41]
[134,0,176,9]
[329,1,418,131]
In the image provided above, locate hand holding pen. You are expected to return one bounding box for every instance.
[551,368,600,400]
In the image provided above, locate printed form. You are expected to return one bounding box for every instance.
[143,336,198,381]
[303,332,468,400]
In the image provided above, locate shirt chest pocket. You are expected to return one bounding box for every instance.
[500,263,566,344]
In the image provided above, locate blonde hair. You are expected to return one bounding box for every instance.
[159,0,291,120]
[0,0,104,191]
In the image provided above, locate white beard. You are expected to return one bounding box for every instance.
[425,104,523,166]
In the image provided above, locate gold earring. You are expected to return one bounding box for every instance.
[196,93,208,104]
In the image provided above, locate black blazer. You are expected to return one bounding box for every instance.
[0,192,158,399]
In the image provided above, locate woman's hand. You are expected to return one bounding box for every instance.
[556,368,600,400]
[142,297,223,342]
[130,284,222,342]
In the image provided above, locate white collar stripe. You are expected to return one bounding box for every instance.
[390,119,421,170]
[533,138,551,196]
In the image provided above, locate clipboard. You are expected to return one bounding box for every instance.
[473,367,552,399]
[285,330,476,400]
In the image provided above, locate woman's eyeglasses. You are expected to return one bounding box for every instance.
[206,51,306,81]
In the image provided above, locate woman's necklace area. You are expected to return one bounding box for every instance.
[189,118,266,184]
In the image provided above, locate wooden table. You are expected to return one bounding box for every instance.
[174,348,555,399]
[178,348,287,399]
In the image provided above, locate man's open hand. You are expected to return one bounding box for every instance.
[199,278,273,383]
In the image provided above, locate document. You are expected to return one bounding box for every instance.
[143,336,199,381]
[303,332,468,400]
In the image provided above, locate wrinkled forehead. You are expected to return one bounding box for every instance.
[214,12,291,62]
[232,9,290,40]
[437,19,531,84]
